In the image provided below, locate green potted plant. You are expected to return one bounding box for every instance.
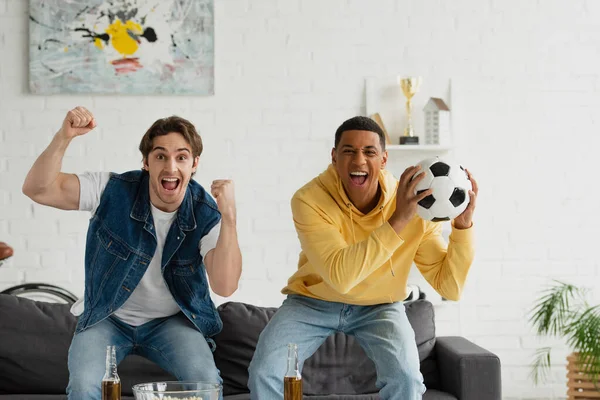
[528,281,600,395]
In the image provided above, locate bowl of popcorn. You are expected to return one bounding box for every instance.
[132,381,221,400]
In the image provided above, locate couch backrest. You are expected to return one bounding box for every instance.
[213,299,439,396]
[0,294,438,396]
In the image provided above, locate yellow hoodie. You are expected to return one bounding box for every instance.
[282,164,475,305]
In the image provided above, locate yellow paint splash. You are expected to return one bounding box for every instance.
[105,19,143,56]
[94,38,104,50]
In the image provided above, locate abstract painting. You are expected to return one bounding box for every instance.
[29,0,214,95]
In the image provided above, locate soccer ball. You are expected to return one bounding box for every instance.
[412,157,472,222]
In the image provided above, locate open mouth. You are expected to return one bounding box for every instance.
[161,177,180,191]
[349,171,368,186]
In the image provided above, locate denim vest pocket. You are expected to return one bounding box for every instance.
[97,226,131,260]
[87,226,133,307]
[167,255,208,304]
[171,264,197,276]
[170,255,201,276]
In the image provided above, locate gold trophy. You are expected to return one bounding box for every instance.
[399,76,422,144]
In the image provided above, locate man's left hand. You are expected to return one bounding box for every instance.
[453,169,478,229]
[211,179,236,224]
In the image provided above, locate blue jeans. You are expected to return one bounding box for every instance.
[67,313,222,400]
[248,295,425,400]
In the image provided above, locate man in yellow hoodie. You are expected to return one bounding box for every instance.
[248,116,478,399]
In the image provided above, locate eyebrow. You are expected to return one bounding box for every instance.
[341,145,378,151]
[151,146,191,154]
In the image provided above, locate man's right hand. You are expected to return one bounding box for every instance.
[59,106,97,140]
[388,165,433,233]
[0,242,14,262]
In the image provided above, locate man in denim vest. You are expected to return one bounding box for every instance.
[23,106,242,400]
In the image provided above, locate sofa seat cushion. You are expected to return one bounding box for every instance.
[424,389,458,400]
[214,394,453,400]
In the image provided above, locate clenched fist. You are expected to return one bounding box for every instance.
[59,106,97,140]
[211,179,236,224]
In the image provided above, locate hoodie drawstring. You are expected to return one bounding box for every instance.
[347,203,356,243]
[380,206,395,277]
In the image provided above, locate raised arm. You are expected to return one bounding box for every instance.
[22,106,97,210]
[414,169,478,301]
[204,179,242,297]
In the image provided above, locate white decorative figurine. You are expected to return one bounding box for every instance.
[423,98,451,145]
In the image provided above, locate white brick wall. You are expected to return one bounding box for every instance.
[1,0,598,398]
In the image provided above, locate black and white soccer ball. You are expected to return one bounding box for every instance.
[412,157,472,222]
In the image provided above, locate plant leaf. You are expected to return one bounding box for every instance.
[530,347,553,385]
[528,281,582,337]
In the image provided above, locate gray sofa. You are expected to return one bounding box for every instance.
[0,294,501,399]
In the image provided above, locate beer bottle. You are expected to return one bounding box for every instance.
[284,343,302,400]
[101,345,121,400]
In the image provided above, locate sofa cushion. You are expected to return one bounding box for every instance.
[407,300,440,390]
[213,299,438,396]
[0,295,74,394]
[0,295,172,395]
[213,302,277,396]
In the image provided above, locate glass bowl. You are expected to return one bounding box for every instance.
[132,381,221,400]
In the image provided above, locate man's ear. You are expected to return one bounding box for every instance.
[192,156,200,173]
[381,150,388,169]
[331,147,336,164]
[142,159,148,171]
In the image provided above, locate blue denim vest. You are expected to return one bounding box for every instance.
[75,170,223,337]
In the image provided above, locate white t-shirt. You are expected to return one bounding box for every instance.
[70,172,220,326]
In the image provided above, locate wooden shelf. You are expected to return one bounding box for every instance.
[386,144,452,152]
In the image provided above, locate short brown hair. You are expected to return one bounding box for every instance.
[139,116,203,160]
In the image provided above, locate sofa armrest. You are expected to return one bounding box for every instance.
[435,336,501,400]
